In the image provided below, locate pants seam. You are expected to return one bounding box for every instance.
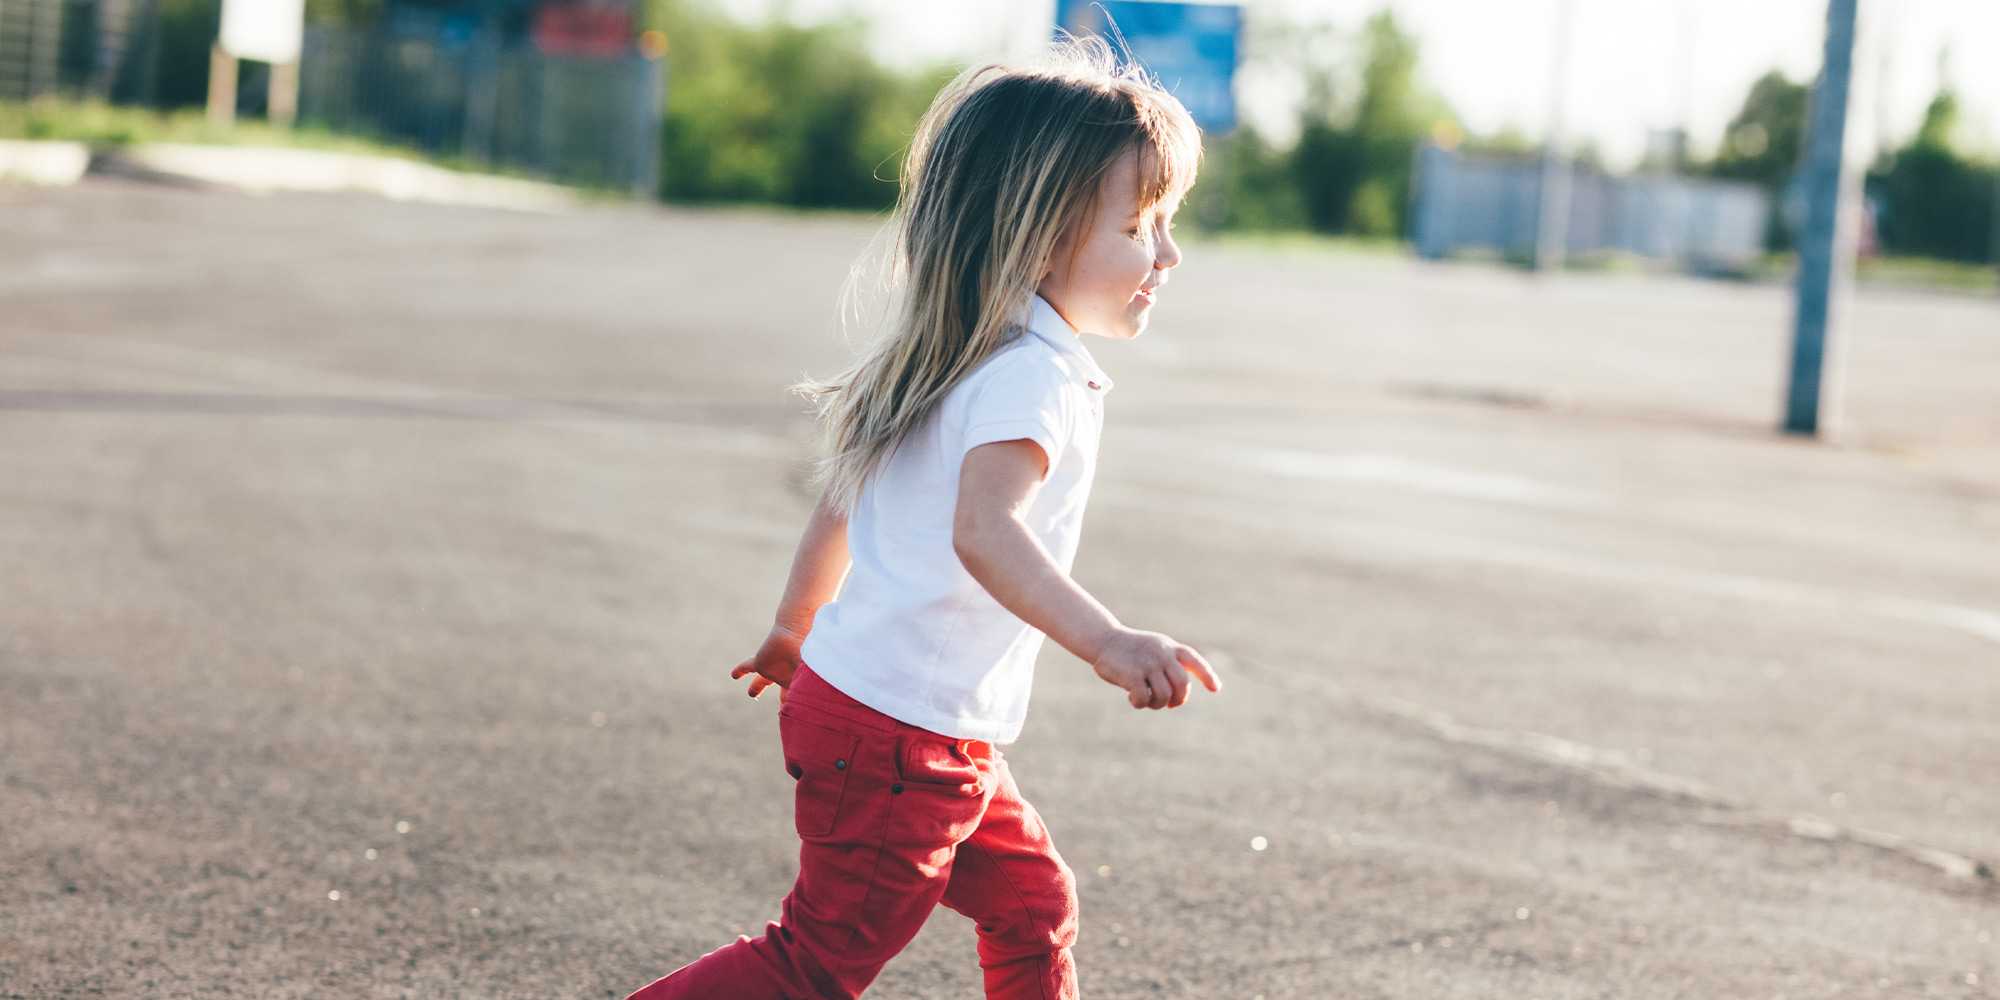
[960,834,1058,1000]
[840,782,900,955]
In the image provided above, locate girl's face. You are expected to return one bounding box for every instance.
[1036,147,1184,341]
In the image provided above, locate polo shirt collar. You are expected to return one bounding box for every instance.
[1021,293,1115,393]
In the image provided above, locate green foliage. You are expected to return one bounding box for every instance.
[642,2,1447,233]
[1867,90,1996,263]
[154,0,222,108]
[0,97,451,159]
[1182,127,1306,232]
[1698,70,1809,252]
[1285,11,1449,237]
[1700,67,1996,264]
[1708,70,1808,191]
[644,1,943,208]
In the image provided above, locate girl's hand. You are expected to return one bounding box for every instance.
[1089,628,1222,710]
[728,623,809,704]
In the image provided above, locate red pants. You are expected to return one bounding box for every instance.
[627,662,1080,1000]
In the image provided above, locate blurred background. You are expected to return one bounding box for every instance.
[2,0,1996,276]
[3,2,1996,998]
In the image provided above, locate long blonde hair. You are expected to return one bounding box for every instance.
[794,34,1202,514]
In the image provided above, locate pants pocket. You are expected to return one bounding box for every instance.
[779,707,863,839]
[886,735,988,850]
[897,737,983,794]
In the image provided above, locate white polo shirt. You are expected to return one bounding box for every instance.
[799,293,1113,745]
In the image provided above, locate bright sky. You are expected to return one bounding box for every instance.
[724,0,1999,169]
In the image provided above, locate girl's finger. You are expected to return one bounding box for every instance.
[748,676,771,698]
[1176,645,1222,693]
[1165,663,1190,707]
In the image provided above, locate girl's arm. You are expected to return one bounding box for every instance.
[730,490,850,700]
[952,439,1221,710]
[773,489,852,635]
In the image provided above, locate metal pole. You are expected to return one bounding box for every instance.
[1534,0,1575,272]
[268,58,297,126]
[1782,0,1859,437]
[207,42,236,125]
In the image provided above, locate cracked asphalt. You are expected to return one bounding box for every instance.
[2,180,1996,998]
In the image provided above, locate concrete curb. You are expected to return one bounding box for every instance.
[0,139,91,185]
[1,139,575,212]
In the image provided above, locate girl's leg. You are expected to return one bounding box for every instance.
[628,666,997,999]
[938,747,1081,1000]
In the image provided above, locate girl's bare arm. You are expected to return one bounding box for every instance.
[773,490,852,634]
[730,490,851,700]
[952,439,1221,710]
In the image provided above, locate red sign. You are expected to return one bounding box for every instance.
[532,2,633,58]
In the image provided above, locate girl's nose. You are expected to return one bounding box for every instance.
[1155,228,1183,270]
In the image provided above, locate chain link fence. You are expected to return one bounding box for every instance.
[299,24,662,194]
[1,0,663,195]
[0,0,146,102]
[1412,143,1772,273]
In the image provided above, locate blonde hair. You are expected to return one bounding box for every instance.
[793,34,1202,514]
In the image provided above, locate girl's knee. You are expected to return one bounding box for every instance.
[995,857,1079,950]
[1048,858,1080,945]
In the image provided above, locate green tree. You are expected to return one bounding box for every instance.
[1182,125,1306,231]
[1868,89,1996,263]
[642,1,938,207]
[1290,11,1450,236]
[1708,70,1807,190]
[1699,69,1809,251]
[150,0,220,108]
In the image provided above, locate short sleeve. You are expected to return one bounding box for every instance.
[959,351,1074,478]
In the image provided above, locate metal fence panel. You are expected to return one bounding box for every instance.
[0,0,112,102]
[2,3,663,196]
[1414,143,1771,271]
[299,24,661,193]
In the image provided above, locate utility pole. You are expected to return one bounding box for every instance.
[1783,0,1860,437]
[1534,0,1576,272]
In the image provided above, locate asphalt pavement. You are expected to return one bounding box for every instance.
[2,180,1995,998]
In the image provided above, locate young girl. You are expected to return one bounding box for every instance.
[627,36,1220,1000]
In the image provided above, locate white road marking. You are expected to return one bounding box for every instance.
[1232,445,1608,511]
[1103,487,2000,646]
[2,332,796,458]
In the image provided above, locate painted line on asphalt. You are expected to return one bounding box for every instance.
[1100,487,2000,646]
[2,334,797,458]
[1232,445,1609,511]
[1221,648,1993,884]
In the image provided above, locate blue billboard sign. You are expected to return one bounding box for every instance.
[1055,0,1242,134]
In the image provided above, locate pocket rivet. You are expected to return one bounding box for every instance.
[835,759,847,770]
[891,783,904,794]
